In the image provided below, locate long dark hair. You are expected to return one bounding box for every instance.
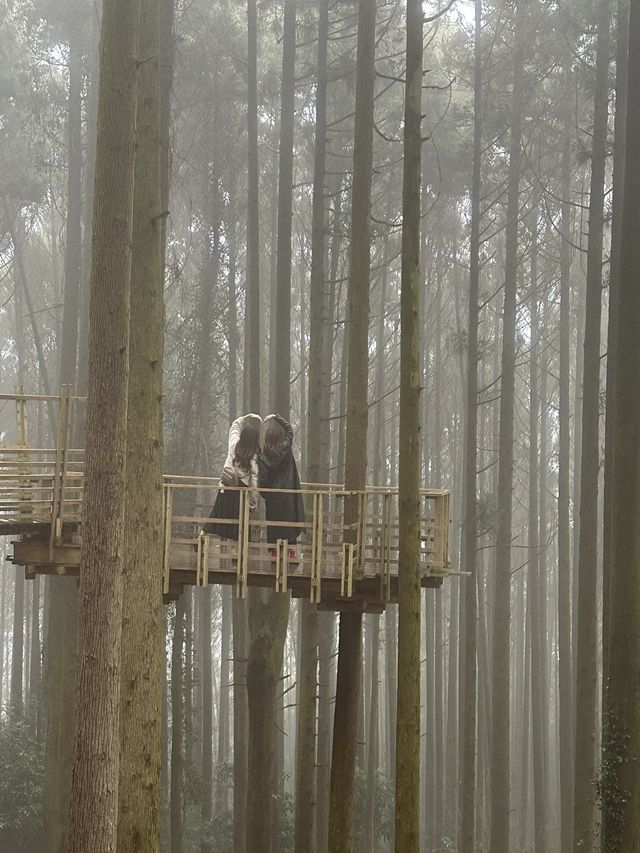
[234,422,261,471]
[263,420,285,457]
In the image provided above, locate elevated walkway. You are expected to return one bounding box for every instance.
[0,389,452,612]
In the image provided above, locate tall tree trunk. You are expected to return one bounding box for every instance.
[490,3,526,849]
[328,1,376,849]
[246,1,296,846]
[558,97,575,853]
[394,0,423,848]
[307,0,329,488]
[67,0,140,845]
[460,1,482,847]
[273,0,296,415]
[603,3,640,846]
[59,35,83,386]
[117,0,164,847]
[245,0,261,412]
[602,0,629,713]
[573,3,610,848]
[527,230,547,852]
[295,4,329,843]
[171,597,186,852]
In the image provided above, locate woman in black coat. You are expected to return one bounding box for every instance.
[258,414,306,546]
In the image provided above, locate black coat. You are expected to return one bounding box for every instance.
[258,416,306,544]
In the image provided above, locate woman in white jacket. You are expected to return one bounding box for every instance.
[203,413,262,540]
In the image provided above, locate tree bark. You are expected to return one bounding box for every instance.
[171,596,186,852]
[328,1,376,849]
[232,597,249,853]
[245,0,261,412]
[117,0,164,847]
[573,3,610,849]
[558,95,575,853]
[295,601,318,853]
[460,0,482,847]
[603,3,640,847]
[489,3,526,849]
[273,0,297,415]
[67,0,140,846]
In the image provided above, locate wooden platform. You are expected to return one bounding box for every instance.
[0,389,452,612]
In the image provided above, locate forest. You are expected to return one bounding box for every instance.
[1,0,640,851]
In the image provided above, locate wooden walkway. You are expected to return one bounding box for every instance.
[0,389,452,612]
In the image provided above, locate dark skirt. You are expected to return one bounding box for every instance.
[264,492,305,544]
[203,487,242,541]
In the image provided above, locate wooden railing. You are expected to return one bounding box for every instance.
[0,390,452,608]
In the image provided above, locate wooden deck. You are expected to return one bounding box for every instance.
[0,389,452,612]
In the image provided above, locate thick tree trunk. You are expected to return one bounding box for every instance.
[573,3,610,849]
[246,592,290,849]
[117,0,164,847]
[67,0,140,846]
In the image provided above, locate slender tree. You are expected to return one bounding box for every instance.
[460,0,482,847]
[490,3,526,849]
[603,4,640,848]
[328,0,376,849]
[394,0,423,848]
[573,3,611,848]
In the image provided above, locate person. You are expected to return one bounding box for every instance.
[203,413,262,540]
[258,414,305,553]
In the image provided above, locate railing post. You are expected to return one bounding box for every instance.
[235,489,245,597]
[201,532,210,586]
[49,384,72,559]
[312,492,324,604]
[382,491,391,601]
[163,485,173,596]
[15,385,30,520]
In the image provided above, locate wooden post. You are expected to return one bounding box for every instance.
[163,485,173,596]
[49,385,72,559]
